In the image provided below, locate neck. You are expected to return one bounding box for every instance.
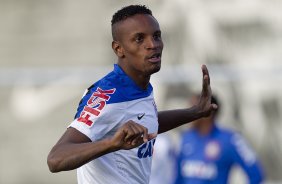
[130,74,150,89]
[194,118,214,136]
[117,62,151,90]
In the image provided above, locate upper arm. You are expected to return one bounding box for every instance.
[52,127,92,148]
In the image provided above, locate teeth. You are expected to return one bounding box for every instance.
[152,54,159,58]
[149,53,160,59]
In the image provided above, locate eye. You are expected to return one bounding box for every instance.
[135,34,144,43]
[153,32,162,41]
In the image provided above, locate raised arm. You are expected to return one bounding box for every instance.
[47,121,156,172]
[158,65,217,134]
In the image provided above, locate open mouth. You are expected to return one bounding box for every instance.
[147,53,161,63]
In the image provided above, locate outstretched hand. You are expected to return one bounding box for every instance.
[109,121,157,151]
[197,65,217,117]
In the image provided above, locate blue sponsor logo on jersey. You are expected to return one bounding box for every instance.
[137,139,156,158]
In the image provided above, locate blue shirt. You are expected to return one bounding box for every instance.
[174,124,264,184]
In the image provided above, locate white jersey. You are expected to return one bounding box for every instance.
[69,64,159,184]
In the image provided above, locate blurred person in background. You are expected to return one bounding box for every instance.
[149,133,177,184]
[173,94,264,184]
[47,5,217,184]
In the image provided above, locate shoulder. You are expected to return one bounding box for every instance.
[81,68,133,105]
[215,125,239,139]
[73,71,123,119]
[86,71,122,104]
[215,126,252,150]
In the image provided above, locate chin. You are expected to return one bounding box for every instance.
[150,64,161,75]
[151,62,161,74]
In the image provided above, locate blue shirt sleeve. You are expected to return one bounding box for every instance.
[230,133,265,184]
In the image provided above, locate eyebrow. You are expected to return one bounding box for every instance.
[131,30,161,37]
[154,30,161,35]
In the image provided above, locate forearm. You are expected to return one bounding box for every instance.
[47,138,115,172]
[158,105,203,134]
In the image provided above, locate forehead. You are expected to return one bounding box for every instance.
[113,14,160,39]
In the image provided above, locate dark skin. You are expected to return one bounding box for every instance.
[112,14,163,88]
[47,14,217,173]
[189,95,217,136]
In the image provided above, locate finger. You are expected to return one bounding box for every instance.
[123,125,137,143]
[130,125,145,145]
[132,124,149,145]
[202,65,210,94]
[141,126,149,143]
[202,75,209,95]
[132,132,156,147]
[131,136,145,147]
[124,122,148,145]
[127,122,149,144]
[201,65,211,96]
[201,65,210,85]
[148,133,157,140]
[212,103,218,111]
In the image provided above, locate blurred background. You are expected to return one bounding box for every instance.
[0,0,282,183]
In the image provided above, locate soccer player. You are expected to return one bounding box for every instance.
[47,5,217,184]
[173,94,264,184]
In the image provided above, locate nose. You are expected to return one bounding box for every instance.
[145,37,162,50]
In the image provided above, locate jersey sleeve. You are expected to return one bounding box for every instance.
[230,133,265,184]
[69,85,125,141]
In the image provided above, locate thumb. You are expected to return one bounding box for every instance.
[205,103,218,117]
[211,103,218,111]
[148,133,157,141]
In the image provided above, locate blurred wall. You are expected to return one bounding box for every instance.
[1,0,282,183]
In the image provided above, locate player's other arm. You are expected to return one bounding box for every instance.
[231,134,265,184]
[47,121,156,172]
[158,65,217,134]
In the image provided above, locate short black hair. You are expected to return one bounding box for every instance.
[111,5,152,26]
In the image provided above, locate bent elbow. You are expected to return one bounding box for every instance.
[47,155,61,173]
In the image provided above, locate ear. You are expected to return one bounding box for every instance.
[112,41,124,58]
